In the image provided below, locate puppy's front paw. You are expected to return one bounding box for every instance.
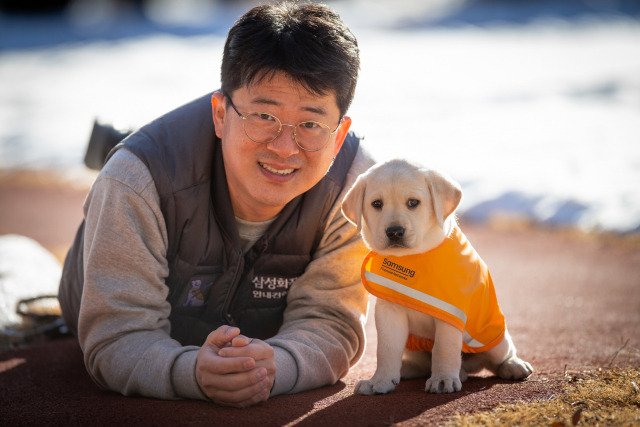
[354,377,399,395]
[497,357,533,380]
[425,375,461,393]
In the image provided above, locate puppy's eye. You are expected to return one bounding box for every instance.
[407,199,420,209]
[371,200,383,209]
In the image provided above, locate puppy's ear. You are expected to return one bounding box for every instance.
[425,170,462,228]
[341,174,367,232]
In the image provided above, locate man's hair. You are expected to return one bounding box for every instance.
[220,2,360,117]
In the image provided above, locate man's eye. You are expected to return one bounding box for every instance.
[372,200,383,209]
[258,113,276,121]
[407,199,420,208]
[299,121,319,129]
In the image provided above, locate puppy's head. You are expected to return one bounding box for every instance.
[342,159,462,256]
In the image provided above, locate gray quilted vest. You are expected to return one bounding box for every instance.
[59,93,360,346]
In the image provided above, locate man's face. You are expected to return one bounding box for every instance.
[212,72,352,221]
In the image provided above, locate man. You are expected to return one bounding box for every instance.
[58,2,374,408]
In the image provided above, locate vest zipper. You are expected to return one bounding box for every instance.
[221,248,244,327]
[221,237,269,328]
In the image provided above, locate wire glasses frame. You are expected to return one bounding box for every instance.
[224,94,342,152]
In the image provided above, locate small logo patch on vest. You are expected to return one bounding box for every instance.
[381,257,416,281]
[184,279,213,307]
[252,276,297,300]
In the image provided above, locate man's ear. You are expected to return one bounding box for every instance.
[332,116,352,157]
[211,92,226,139]
[341,171,367,232]
[425,170,462,228]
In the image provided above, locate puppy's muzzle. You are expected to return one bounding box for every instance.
[386,226,405,243]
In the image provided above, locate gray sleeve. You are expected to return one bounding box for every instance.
[266,146,376,395]
[78,149,207,401]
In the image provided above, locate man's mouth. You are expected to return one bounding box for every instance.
[259,162,296,176]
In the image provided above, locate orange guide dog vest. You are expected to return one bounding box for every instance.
[361,226,506,353]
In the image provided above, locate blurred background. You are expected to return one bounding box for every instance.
[1,0,639,233]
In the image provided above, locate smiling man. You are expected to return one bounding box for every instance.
[58,2,374,408]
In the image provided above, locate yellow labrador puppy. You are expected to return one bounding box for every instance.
[342,159,532,394]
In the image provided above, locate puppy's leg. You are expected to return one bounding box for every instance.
[495,331,533,379]
[425,319,463,393]
[401,349,431,379]
[464,330,533,380]
[355,299,409,395]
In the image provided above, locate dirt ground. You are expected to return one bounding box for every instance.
[1,170,639,426]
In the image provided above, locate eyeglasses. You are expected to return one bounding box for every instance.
[225,95,342,152]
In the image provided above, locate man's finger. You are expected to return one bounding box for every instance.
[218,338,273,360]
[216,386,271,408]
[204,325,240,349]
[203,366,268,393]
[197,348,256,376]
[230,335,253,347]
[204,368,271,407]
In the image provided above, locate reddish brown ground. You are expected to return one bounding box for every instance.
[1,171,638,426]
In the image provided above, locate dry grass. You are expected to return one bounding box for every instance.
[448,368,640,426]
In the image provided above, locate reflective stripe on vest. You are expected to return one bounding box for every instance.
[361,227,506,353]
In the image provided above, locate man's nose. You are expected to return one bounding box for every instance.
[267,124,300,157]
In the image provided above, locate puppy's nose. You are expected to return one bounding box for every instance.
[386,226,405,242]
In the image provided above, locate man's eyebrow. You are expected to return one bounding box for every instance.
[250,97,328,116]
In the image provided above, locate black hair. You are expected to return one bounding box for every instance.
[220,2,360,117]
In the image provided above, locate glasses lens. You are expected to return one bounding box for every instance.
[244,113,282,143]
[295,122,331,151]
